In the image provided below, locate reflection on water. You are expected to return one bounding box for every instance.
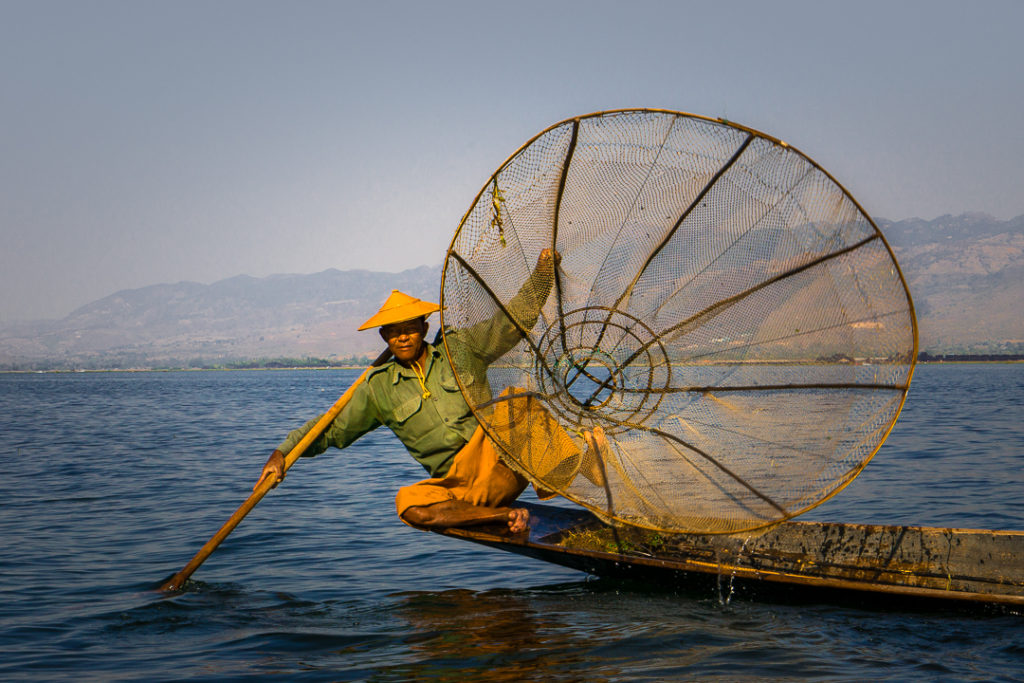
[389,589,589,681]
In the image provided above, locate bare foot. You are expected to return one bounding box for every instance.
[508,508,530,533]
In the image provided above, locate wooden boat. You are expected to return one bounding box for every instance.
[437,502,1024,609]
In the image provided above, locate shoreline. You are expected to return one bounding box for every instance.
[3,358,1022,374]
[0,366,370,374]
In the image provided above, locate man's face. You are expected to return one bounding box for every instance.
[379,318,428,365]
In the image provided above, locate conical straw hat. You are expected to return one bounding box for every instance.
[358,290,440,330]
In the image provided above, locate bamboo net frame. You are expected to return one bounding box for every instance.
[441,109,917,534]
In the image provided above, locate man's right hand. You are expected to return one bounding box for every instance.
[537,247,561,270]
[256,449,286,491]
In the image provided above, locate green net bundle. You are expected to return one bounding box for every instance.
[441,109,917,534]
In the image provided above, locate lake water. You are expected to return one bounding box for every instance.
[1,363,1021,680]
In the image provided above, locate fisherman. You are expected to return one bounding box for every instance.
[256,249,560,534]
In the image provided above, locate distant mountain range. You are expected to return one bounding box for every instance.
[1,213,1021,370]
[878,213,1023,355]
[0,267,441,369]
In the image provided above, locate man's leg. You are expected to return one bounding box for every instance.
[401,499,530,532]
[400,461,529,532]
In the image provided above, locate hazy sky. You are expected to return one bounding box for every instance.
[2,1,1021,322]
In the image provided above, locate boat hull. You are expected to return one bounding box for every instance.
[438,503,1024,608]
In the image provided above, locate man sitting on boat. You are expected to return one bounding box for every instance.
[256,249,561,533]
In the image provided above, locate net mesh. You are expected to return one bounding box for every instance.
[441,110,917,534]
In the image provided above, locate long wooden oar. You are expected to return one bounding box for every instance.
[159,349,392,591]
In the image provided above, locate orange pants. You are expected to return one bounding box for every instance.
[395,425,527,522]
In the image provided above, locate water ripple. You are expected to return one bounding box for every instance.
[1,366,1021,680]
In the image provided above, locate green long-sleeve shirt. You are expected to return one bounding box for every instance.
[276,255,556,477]
[276,342,478,476]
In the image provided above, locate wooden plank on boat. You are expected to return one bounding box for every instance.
[436,502,1024,608]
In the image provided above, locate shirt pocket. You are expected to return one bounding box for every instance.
[440,374,463,393]
[391,393,422,424]
[439,360,473,392]
[436,376,472,424]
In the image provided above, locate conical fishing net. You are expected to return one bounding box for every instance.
[440,109,917,534]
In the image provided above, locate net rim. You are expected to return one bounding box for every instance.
[439,108,920,535]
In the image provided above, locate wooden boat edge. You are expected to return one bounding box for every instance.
[435,502,1024,608]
